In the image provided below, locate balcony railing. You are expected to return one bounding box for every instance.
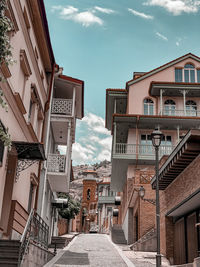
[160,109,200,117]
[98,196,115,204]
[51,98,73,115]
[115,143,174,157]
[47,154,66,173]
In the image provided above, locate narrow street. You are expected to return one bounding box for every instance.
[45,234,134,267]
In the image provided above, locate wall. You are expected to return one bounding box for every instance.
[122,210,128,243]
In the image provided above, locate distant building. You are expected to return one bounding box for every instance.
[97,177,116,233]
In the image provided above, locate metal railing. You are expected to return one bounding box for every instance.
[98,196,115,204]
[51,98,73,115]
[115,143,174,157]
[160,109,200,117]
[47,154,66,173]
[18,209,49,266]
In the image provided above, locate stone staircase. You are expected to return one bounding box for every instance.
[0,240,20,267]
[130,228,156,252]
[49,236,72,249]
[111,225,127,244]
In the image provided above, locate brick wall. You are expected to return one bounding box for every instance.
[160,154,200,262]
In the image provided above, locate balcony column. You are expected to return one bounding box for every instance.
[160,89,163,115]
[183,90,186,116]
[177,126,180,144]
[113,122,117,154]
[72,87,76,117]
[65,121,72,180]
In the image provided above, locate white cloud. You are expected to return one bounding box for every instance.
[51,5,115,27]
[94,6,115,14]
[128,8,154,19]
[156,32,168,41]
[72,113,112,165]
[143,0,200,15]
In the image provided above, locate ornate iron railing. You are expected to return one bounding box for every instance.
[115,143,174,157]
[51,98,73,115]
[47,154,66,173]
[18,209,49,266]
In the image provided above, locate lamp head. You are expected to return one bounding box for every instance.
[139,186,145,199]
[151,129,163,148]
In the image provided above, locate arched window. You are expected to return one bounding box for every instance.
[144,98,154,115]
[186,100,197,116]
[87,189,91,200]
[184,64,195,83]
[99,186,103,196]
[164,100,176,115]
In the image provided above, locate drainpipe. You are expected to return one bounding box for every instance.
[35,63,56,211]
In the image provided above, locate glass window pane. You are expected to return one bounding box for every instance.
[185,70,189,82]
[190,70,195,83]
[175,68,182,82]
[149,104,154,115]
[197,70,200,83]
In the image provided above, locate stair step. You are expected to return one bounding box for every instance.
[0,241,20,247]
[0,262,18,267]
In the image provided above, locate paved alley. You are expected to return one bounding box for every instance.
[45,234,134,267]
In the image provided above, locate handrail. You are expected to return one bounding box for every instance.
[18,209,49,266]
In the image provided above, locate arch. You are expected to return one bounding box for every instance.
[143,98,154,115]
[186,100,197,116]
[184,63,195,83]
[164,99,176,115]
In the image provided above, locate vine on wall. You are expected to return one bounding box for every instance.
[0,0,13,149]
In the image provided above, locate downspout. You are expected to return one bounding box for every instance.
[35,63,56,210]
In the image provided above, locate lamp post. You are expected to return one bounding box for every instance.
[151,129,163,267]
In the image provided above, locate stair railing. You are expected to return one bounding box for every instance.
[18,209,49,266]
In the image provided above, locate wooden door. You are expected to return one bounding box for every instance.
[187,213,198,263]
[174,217,186,265]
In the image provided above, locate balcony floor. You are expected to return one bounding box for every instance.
[47,172,69,193]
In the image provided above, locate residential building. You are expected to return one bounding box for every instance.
[0,0,55,265]
[97,177,116,233]
[151,129,200,265]
[105,53,200,250]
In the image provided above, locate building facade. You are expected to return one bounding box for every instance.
[106,53,200,250]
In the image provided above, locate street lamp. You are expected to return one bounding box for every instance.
[138,186,156,205]
[151,129,163,267]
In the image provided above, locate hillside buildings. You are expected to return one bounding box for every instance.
[0,1,84,266]
[106,53,200,265]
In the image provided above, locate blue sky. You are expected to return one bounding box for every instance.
[44,0,200,165]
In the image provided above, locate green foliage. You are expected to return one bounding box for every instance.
[58,193,81,220]
[0,0,12,149]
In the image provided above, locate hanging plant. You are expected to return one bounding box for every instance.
[0,0,13,149]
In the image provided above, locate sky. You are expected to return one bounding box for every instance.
[44,0,200,165]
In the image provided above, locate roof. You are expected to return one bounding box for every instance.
[126,53,200,90]
[151,130,200,190]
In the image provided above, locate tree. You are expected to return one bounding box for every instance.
[58,193,81,220]
[0,0,13,150]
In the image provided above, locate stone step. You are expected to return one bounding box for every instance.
[0,262,18,267]
[0,240,20,247]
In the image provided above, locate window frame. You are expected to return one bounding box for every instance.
[143,98,154,115]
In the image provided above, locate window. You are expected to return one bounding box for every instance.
[186,100,197,116]
[161,135,172,145]
[184,64,195,83]
[197,70,200,83]
[0,139,5,165]
[164,100,176,115]
[144,98,154,115]
[175,68,182,82]
[140,134,152,154]
[87,189,91,200]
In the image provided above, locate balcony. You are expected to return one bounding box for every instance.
[160,109,200,117]
[98,196,115,204]
[114,143,174,160]
[47,154,69,192]
[51,98,73,116]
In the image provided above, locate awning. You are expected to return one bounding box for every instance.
[12,141,46,160]
[166,188,200,218]
[151,130,200,190]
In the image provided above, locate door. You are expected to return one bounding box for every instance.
[187,213,198,263]
[174,217,186,265]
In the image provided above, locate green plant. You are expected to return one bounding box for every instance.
[0,0,13,149]
[58,193,81,220]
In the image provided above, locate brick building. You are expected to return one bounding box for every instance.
[151,130,200,265]
[105,53,200,251]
